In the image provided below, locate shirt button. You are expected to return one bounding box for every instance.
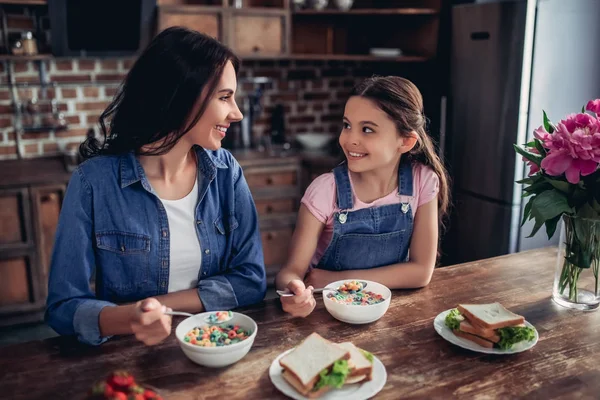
[162,260,168,268]
[203,272,207,276]
[196,220,202,225]
[161,282,166,288]
[120,245,126,252]
[204,249,210,255]
[162,230,168,237]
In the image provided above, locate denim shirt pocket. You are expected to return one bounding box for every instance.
[95,231,151,291]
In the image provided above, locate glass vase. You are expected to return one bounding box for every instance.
[552,214,600,311]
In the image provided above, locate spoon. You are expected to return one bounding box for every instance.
[164,310,234,324]
[276,281,368,298]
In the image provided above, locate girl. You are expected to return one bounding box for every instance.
[45,27,266,346]
[276,76,449,317]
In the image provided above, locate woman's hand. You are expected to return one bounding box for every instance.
[130,298,172,345]
[280,280,316,318]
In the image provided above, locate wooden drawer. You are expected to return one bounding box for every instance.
[158,7,222,40]
[246,170,297,189]
[0,256,32,307]
[262,227,293,285]
[231,14,285,56]
[0,188,31,247]
[255,198,296,216]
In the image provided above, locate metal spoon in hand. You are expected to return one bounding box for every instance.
[164,310,234,324]
[276,281,368,298]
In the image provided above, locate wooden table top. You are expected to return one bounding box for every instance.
[1,247,599,400]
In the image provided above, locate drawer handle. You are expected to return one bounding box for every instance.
[265,205,273,213]
[266,177,274,185]
[41,193,57,202]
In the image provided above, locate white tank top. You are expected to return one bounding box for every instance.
[159,177,202,292]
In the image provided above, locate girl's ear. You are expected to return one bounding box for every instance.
[398,131,418,154]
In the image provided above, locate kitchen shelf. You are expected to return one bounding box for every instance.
[0,0,46,5]
[22,124,67,133]
[287,53,429,62]
[0,54,52,61]
[293,8,439,16]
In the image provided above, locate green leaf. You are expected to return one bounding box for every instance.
[544,178,570,194]
[534,139,547,157]
[531,190,573,221]
[545,214,561,239]
[527,217,545,238]
[521,196,534,226]
[523,180,553,195]
[577,202,600,220]
[513,144,542,167]
[516,176,537,185]
[543,110,555,133]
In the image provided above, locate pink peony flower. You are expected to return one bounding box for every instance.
[538,113,600,183]
[586,99,600,114]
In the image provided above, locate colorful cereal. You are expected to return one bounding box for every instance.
[206,311,233,324]
[336,280,365,294]
[327,290,385,306]
[184,324,251,347]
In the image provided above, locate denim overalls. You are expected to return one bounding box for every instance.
[316,159,414,271]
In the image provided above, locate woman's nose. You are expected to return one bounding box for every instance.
[229,101,243,122]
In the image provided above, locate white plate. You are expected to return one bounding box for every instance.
[269,348,387,400]
[433,309,539,355]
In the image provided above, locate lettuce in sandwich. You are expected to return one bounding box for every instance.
[445,306,535,350]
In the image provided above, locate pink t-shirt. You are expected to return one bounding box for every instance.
[301,163,439,267]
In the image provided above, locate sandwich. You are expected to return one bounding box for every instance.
[445,302,536,350]
[279,333,375,398]
[337,342,374,384]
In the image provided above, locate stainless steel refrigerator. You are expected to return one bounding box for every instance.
[444,0,600,264]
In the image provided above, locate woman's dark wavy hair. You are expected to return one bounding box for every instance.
[80,26,240,159]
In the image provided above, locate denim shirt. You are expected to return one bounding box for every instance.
[45,146,266,345]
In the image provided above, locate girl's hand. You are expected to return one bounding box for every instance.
[304,268,335,289]
[130,298,172,345]
[280,280,316,318]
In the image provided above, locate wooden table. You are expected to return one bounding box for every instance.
[1,248,599,400]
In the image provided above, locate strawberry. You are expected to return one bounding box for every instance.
[110,393,128,400]
[143,389,162,400]
[127,395,145,400]
[107,371,136,391]
[129,385,145,395]
[90,381,115,398]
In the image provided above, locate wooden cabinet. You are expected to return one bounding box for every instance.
[0,184,64,326]
[229,12,288,56]
[240,155,301,286]
[158,6,223,40]
[156,0,290,58]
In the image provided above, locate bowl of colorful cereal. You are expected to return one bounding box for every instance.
[323,279,391,324]
[175,311,257,368]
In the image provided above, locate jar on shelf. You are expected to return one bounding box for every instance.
[21,32,38,55]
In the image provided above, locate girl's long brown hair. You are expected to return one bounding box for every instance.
[351,76,450,221]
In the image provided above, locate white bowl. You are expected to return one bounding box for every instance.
[295,133,335,150]
[175,311,257,368]
[323,280,391,324]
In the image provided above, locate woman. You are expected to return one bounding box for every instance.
[45,27,266,346]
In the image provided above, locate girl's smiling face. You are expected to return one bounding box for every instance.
[340,96,416,173]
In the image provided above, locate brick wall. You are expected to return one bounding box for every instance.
[0,58,431,161]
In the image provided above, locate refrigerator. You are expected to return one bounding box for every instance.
[444,0,600,264]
